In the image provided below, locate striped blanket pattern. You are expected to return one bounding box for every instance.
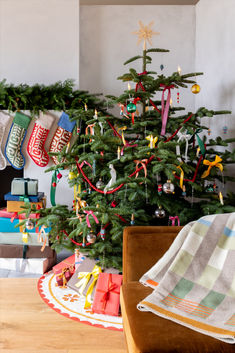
[138,213,235,343]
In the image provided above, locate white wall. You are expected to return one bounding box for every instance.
[195,0,235,190]
[0,0,79,85]
[0,0,79,206]
[80,5,196,113]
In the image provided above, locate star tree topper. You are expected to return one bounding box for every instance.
[133,21,160,50]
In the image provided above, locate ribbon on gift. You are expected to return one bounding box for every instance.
[160,84,175,136]
[134,159,148,180]
[201,155,223,179]
[100,273,119,311]
[57,268,70,288]
[169,216,180,226]
[75,265,102,309]
[84,210,99,228]
[37,225,47,252]
[19,195,30,202]
[146,135,158,149]
[85,124,95,142]
[176,129,191,163]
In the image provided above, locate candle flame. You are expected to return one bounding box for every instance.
[128,83,131,91]
[94,109,98,117]
[178,65,182,74]
[84,103,88,111]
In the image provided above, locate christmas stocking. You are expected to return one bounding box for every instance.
[27,112,55,167]
[49,112,76,165]
[0,112,11,170]
[5,111,31,170]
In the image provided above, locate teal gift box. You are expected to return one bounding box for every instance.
[11,178,38,196]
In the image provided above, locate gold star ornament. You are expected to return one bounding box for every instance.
[133,21,160,50]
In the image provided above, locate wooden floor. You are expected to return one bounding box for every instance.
[0,279,126,353]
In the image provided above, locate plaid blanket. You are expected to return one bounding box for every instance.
[138,213,235,343]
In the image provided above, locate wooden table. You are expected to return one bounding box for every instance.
[0,279,126,353]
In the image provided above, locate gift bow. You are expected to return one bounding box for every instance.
[146,135,158,149]
[100,273,119,311]
[160,84,175,136]
[75,265,102,309]
[84,210,99,228]
[169,216,180,226]
[134,159,148,180]
[201,155,223,179]
[57,267,71,288]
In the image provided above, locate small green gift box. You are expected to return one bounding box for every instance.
[11,178,38,196]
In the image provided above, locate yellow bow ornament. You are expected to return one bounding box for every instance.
[146,135,158,149]
[201,155,223,179]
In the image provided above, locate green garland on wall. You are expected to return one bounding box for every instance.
[0,79,103,114]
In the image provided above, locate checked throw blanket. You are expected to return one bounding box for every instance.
[138,213,235,343]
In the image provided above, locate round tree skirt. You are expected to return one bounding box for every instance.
[38,271,123,331]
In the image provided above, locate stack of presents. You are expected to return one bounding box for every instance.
[0,177,56,274]
[53,251,123,316]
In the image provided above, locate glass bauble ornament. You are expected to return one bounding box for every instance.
[69,171,77,180]
[96,178,104,189]
[163,180,175,194]
[160,64,164,70]
[191,84,201,94]
[223,126,228,134]
[25,219,34,230]
[126,102,137,113]
[87,232,96,244]
[155,206,166,218]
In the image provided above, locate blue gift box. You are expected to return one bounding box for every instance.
[4,192,44,203]
[0,217,51,233]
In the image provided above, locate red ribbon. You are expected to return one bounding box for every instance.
[99,274,119,311]
[160,84,175,136]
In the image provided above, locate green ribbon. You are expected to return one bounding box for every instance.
[50,169,63,206]
[19,195,30,202]
[194,129,206,156]
[22,245,28,259]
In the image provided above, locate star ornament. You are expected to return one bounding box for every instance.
[133,21,160,50]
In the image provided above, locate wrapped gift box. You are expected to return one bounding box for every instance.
[67,258,120,299]
[0,255,56,274]
[0,208,39,219]
[0,244,55,258]
[92,273,123,316]
[4,192,44,203]
[0,217,21,233]
[52,254,77,274]
[67,257,97,297]
[0,232,49,246]
[7,198,46,213]
[0,217,49,234]
[11,178,38,196]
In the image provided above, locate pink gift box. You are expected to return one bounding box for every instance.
[0,208,38,219]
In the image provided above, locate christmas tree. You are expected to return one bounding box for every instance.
[27,22,235,270]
